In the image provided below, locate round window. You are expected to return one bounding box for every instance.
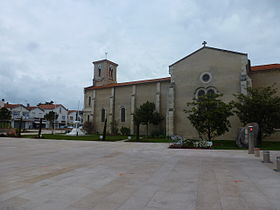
[200,72,212,83]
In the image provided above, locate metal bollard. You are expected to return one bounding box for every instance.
[263,151,271,163]
[248,126,254,154]
[275,156,280,172]
[254,148,260,157]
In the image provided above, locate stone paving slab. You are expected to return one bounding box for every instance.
[0,137,279,210]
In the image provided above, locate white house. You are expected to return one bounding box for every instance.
[26,106,47,128]
[38,104,68,128]
[4,104,32,129]
[67,110,83,126]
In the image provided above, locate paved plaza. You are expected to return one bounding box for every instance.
[0,137,280,210]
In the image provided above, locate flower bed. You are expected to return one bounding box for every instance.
[169,136,213,149]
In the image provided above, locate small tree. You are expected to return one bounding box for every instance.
[44,111,58,132]
[83,121,94,134]
[120,126,130,136]
[185,94,233,141]
[0,107,11,120]
[133,101,164,140]
[233,86,280,144]
[0,108,12,129]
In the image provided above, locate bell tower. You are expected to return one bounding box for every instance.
[92,59,118,86]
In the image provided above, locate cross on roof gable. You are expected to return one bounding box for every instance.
[169,46,247,67]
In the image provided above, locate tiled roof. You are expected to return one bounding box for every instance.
[85,77,171,90]
[38,104,67,110]
[68,110,78,113]
[26,106,44,111]
[4,104,23,109]
[251,64,280,72]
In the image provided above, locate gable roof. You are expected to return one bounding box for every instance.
[250,64,280,72]
[169,46,247,67]
[38,104,67,111]
[4,104,26,109]
[85,77,171,90]
[26,106,44,111]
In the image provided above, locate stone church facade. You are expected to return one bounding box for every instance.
[83,46,280,139]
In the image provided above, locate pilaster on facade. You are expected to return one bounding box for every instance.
[91,90,96,121]
[130,85,136,135]
[166,83,175,136]
[169,66,175,83]
[108,88,115,133]
[156,82,161,112]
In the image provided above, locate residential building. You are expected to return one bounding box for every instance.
[4,104,32,129]
[26,106,47,128]
[38,104,68,128]
[68,110,83,126]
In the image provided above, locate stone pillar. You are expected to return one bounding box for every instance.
[166,83,175,136]
[130,85,136,135]
[155,82,161,112]
[108,88,115,133]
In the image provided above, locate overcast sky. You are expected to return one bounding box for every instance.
[0,0,279,109]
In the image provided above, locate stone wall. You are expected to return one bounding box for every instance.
[84,80,170,135]
[171,47,249,140]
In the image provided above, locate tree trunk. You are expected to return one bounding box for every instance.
[207,126,211,141]
[146,123,149,137]
[51,120,54,135]
[38,118,42,138]
[18,117,22,137]
[103,118,107,141]
[257,127,262,146]
[136,123,140,140]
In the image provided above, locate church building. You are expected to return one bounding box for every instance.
[83,46,280,139]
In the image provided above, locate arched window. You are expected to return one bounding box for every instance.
[97,64,102,77]
[88,96,91,106]
[206,87,217,95]
[121,107,125,122]
[207,89,215,95]
[101,108,106,122]
[195,88,206,99]
[195,87,217,99]
[87,115,90,122]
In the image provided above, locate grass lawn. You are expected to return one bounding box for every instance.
[22,134,127,141]
[20,134,280,150]
[211,140,280,150]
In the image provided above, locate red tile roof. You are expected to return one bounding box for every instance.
[68,110,78,113]
[38,104,67,110]
[251,64,280,72]
[85,77,171,90]
[4,104,23,109]
[26,106,44,111]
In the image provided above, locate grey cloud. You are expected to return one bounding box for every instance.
[0,0,279,109]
